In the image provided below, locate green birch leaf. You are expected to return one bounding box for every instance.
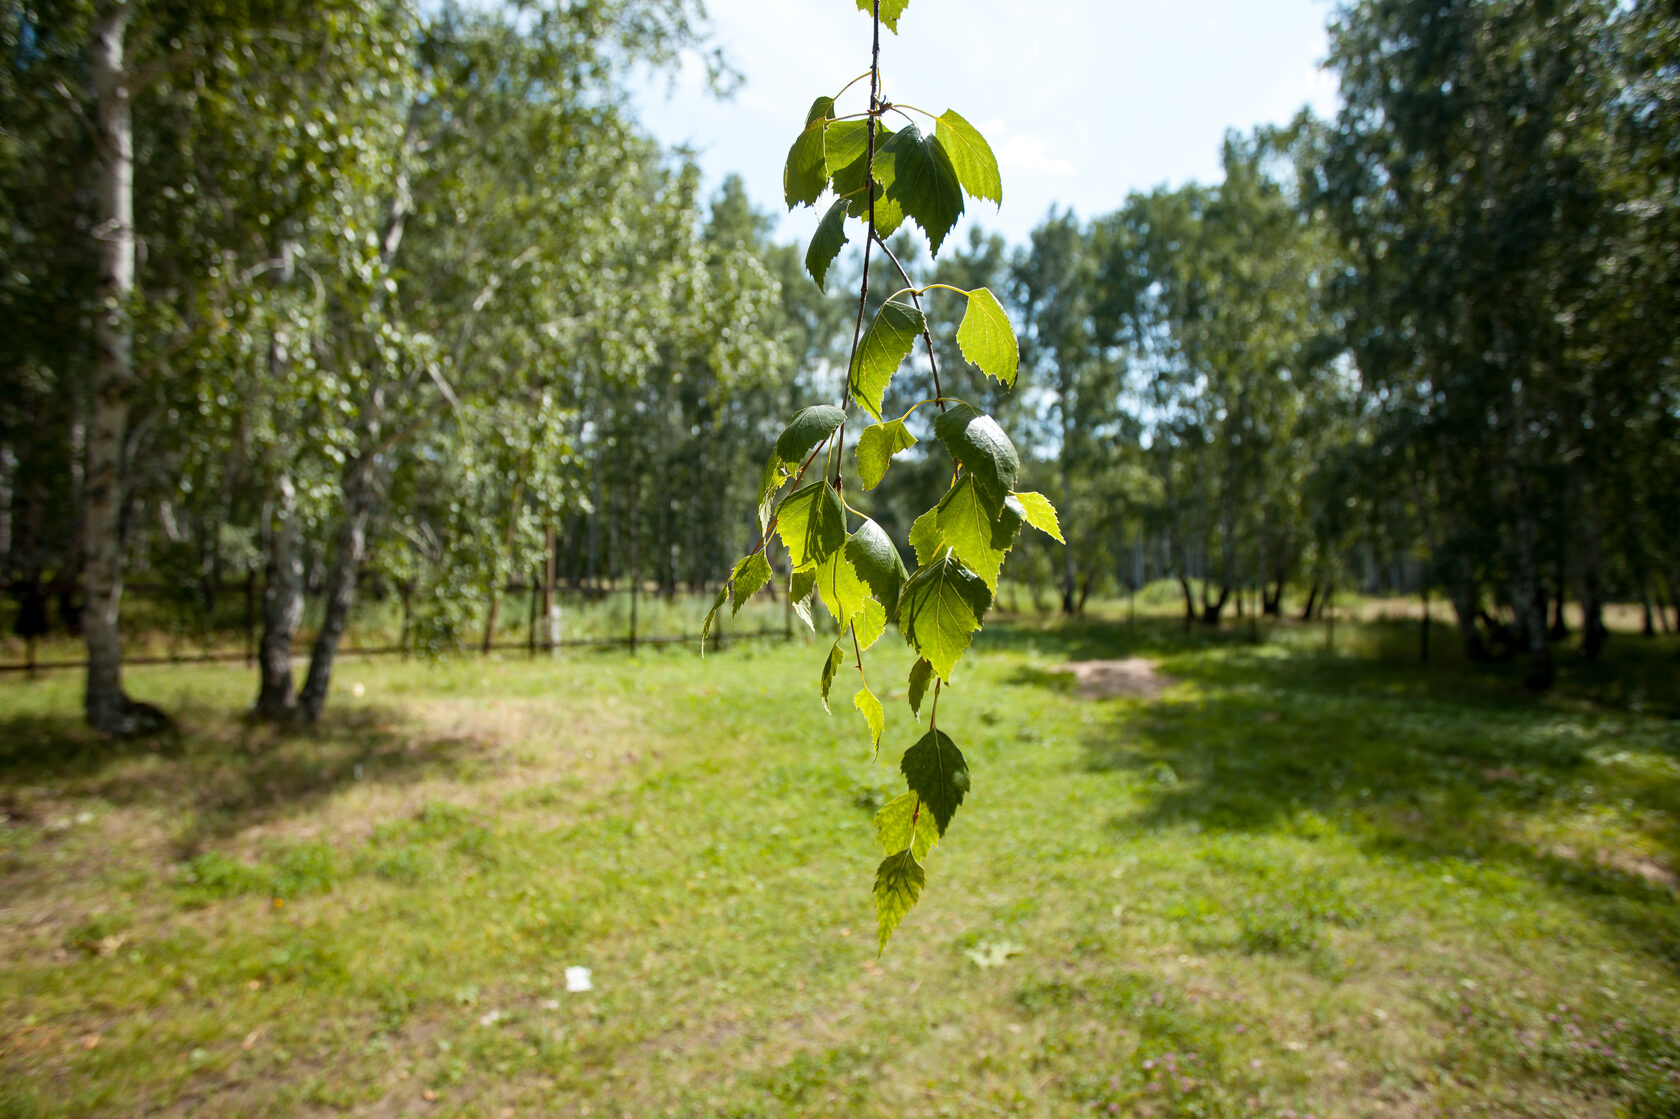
[805,199,850,291]
[856,417,917,490]
[783,96,834,209]
[907,657,934,718]
[956,287,1018,387]
[934,109,1002,206]
[995,494,1027,551]
[832,121,891,210]
[898,553,992,681]
[878,124,965,256]
[805,96,836,127]
[854,596,888,650]
[758,455,791,533]
[833,120,907,235]
[935,474,1011,590]
[775,481,847,570]
[855,0,908,33]
[849,297,924,422]
[932,403,1020,511]
[870,187,906,239]
[874,792,939,861]
[908,506,946,567]
[846,518,909,616]
[816,543,869,628]
[700,584,728,656]
[774,405,846,465]
[729,552,772,615]
[835,131,907,237]
[1012,491,1065,543]
[873,848,923,952]
[900,728,970,834]
[854,685,885,756]
[790,568,817,632]
[820,641,845,713]
[827,120,873,192]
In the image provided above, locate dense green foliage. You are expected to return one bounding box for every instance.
[995,0,1680,684]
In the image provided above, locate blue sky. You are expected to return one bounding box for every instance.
[628,0,1342,247]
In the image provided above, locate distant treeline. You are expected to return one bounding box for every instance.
[2,0,1676,728]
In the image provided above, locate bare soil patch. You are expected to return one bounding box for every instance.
[1052,657,1176,700]
[1550,842,1679,892]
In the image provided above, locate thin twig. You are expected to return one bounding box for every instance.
[872,235,946,411]
[836,2,886,487]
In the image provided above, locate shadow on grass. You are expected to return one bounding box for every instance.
[0,704,484,850]
[1040,619,1680,970]
[980,613,1265,663]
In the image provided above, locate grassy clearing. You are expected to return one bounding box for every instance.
[1,618,1677,1118]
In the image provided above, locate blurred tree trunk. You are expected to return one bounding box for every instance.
[1059,418,1077,615]
[1510,503,1553,690]
[1578,479,1608,660]
[83,1,136,734]
[256,472,304,719]
[298,454,375,722]
[1449,555,1489,662]
[1300,581,1319,622]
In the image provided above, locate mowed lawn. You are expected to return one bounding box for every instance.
[2,617,1678,1118]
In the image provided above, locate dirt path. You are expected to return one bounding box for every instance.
[1051,657,1176,699]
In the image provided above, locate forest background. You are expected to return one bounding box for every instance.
[2,0,1677,723]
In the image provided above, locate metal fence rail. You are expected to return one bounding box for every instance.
[0,628,792,676]
[1,574,805,676]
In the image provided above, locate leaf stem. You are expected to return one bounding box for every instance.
[849,621,872,752]
[752,435,838,566]
[890,102,938,121]
[872,233,946,412]
[928,677,941,730]
[833,71,873,101]
[891,396,975,423]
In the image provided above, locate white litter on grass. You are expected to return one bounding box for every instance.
[477,1010,505,1028]
[565,966,593,993]
[350,682,366,698]
[963,941,1024,969]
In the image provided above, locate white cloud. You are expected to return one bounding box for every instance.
[995,133,1075,177]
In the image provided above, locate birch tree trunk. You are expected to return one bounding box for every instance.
[1058,384,1077,615]
[255,472,304,719]
[83,2,136,734]
[297,455,375,722]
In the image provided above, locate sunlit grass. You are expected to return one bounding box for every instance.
[2,618,1677,1117]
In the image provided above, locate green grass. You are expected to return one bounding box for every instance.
[1,617,1677,1117]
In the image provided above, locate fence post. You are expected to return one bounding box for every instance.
[627,487,640,655]
[543,526,561,655]
[1420,585,1431,664]
[244,570,256,667]
[527,566,539,658]
[1325,583,1336,652]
